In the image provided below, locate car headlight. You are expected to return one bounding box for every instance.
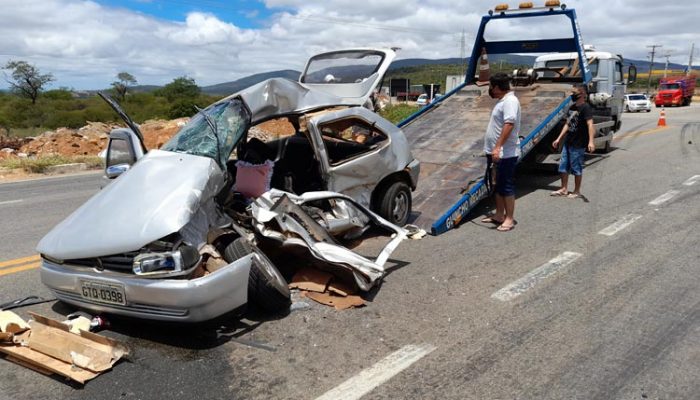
[133,245,200,277]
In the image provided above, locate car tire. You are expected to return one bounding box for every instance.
[602,139,611,154]
[646,109,651,112]
[224,238,290,313]
[624,105,629,112]
[377,180,412,226]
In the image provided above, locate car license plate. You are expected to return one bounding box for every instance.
[79,280,126,306]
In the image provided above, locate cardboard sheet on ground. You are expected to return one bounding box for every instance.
[0,311,128,384]
[303,291,365,310]
[289,267,333,293]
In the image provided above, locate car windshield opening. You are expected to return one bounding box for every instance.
[628,95,646,100]
[302,51,384,84]
[161,99,250,169]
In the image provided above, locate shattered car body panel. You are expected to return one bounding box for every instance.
[251,190,407,291]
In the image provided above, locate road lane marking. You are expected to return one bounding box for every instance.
[683,175,700,186]
[315,344,436,400]
[648,190,680,206]
[0,199,23,206]
[598,214,643,236]
[0,262,41,276]
[613,126,670,141]
[0,254,41,268]
[491,251,582,302]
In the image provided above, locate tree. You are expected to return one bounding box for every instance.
[156,76,201,118]
[111,72,137,102]
[158,76,200,102]
[3,60,55,104]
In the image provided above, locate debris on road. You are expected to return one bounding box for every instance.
[0,311,128,384]
[290,267,366,310]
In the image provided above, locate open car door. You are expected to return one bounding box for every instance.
[299,48,396,107]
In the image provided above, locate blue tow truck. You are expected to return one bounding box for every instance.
[399,2,637,235]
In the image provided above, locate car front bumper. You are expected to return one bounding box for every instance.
[627,103,651,111]
[40,256,252,322]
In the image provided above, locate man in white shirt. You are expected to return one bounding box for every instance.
[481,73,521,232]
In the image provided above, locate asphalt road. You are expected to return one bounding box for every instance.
[1,104,698,400]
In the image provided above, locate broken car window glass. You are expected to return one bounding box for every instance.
[161,99,251,169]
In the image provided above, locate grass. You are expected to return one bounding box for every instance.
[0,155,103,173]
[379,103,420,125]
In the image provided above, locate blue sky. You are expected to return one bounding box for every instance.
[95,0,281,29]
[1,1,698,90]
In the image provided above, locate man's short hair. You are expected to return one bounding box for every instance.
[490,73,511,91]
[573,83,589,95]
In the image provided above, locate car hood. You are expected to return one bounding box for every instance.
[37,150,224,260]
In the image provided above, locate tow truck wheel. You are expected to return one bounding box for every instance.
[224,238,291,313]
[377,181,412,227]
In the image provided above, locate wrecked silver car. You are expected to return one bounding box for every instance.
[37,48,419,322]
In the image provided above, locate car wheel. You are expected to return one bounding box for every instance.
[224,238,290,312]
[602,139,611,154]
[377,181,412,226]
[624,105,629,112]
[646,109,651,112]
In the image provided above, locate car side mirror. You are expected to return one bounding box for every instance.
[105,163,130,179]
[627,65,637,85]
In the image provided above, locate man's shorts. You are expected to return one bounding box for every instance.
[488,155,518,197]
[558,144,585,176]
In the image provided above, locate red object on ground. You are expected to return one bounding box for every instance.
[657,108,666,127]
[655,75,696,107]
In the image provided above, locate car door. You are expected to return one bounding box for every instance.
[299,48,396,108]
[306,107,402,205]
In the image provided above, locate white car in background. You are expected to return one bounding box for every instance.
[624,94,652,112]
[416,94,429,106]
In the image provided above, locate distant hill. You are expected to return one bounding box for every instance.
[76,56,697,97]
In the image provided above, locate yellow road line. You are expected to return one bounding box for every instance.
[0,262,41,276]
[614,125,670,141]
[0,254,41,268]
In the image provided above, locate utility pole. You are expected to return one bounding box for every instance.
[687,43,695,75]
[663,51,672,78]
[646,44,662,94]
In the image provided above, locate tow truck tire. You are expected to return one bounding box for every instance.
[224,238,291,313]
[377,180,412,226]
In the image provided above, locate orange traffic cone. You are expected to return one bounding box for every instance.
[657,108,666,127]
[477,47,490,85]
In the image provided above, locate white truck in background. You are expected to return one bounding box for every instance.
[532,45,634,153]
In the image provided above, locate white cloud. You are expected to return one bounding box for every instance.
[1,0,698,90]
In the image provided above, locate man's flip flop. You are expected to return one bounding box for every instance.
[481,216,504,224]
[567,193,583,199]
[550,190,568,197]
[497,223,515,232]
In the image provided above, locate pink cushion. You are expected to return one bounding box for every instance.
[233,160,274,198]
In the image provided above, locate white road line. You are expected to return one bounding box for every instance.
[491,251,582,302]
[598,214,643,236]
[682,175,700,186]
[315,344,436,400]
[0,199,23,206]
[648,190,680,206]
